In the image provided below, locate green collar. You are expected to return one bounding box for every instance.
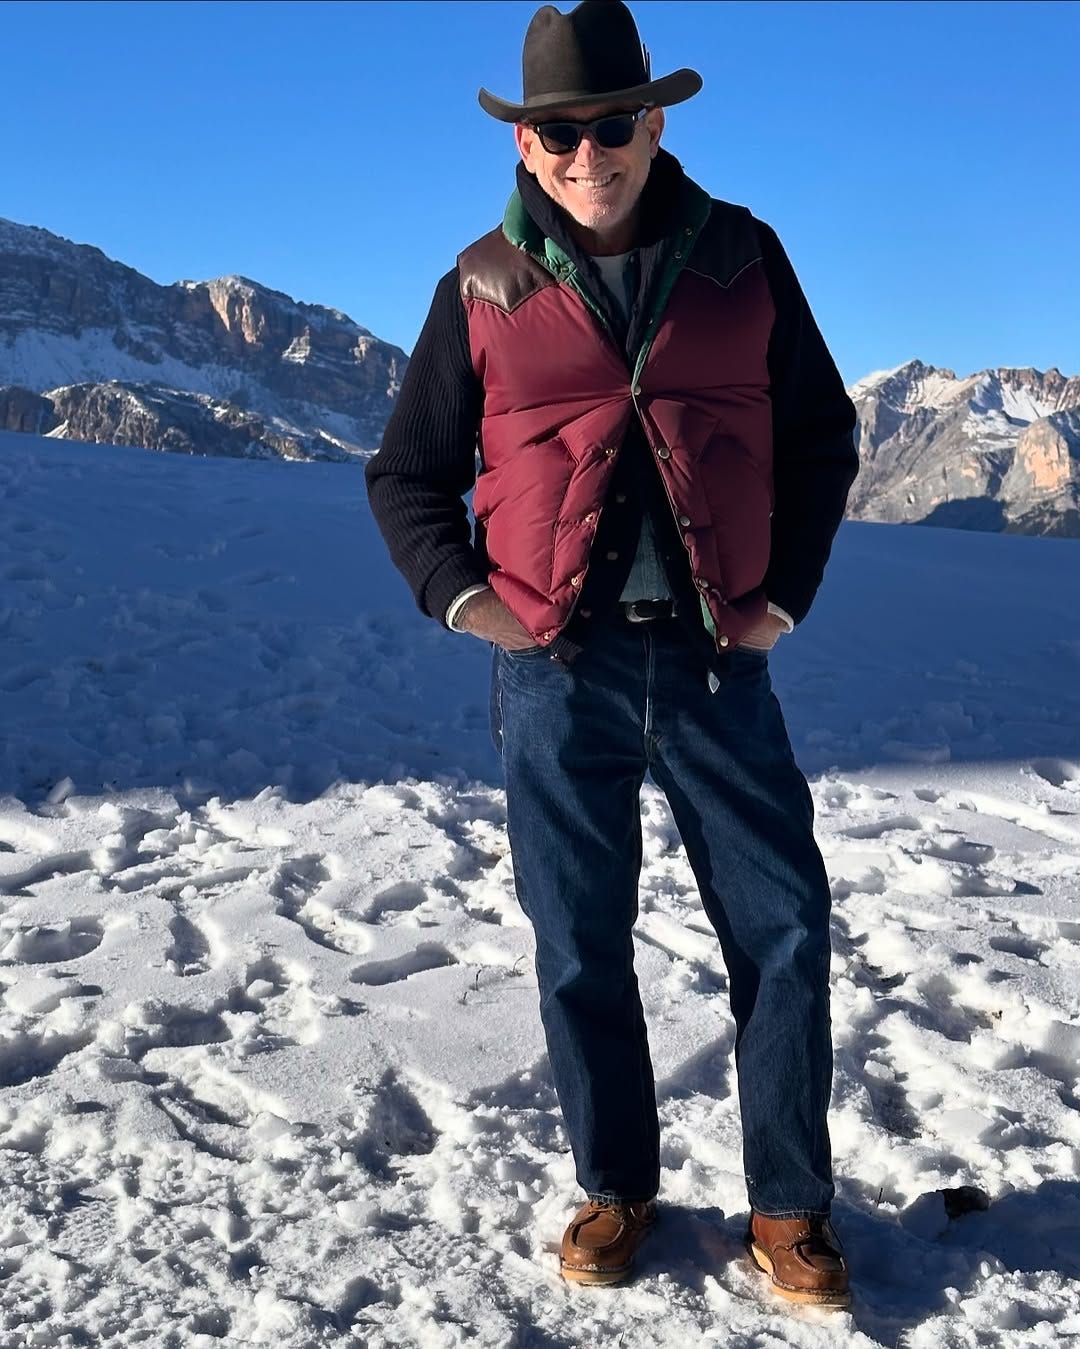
[502,190,573,275]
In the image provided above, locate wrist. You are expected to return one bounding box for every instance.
[446,583,490,632]
[456,588,489,632]
[765,600,794,633]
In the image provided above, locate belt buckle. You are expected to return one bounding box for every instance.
[625,600,658,623]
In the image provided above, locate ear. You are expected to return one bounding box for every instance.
[515,122,538,170]
[645,106,665,158]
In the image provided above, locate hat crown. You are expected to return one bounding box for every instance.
[524,1,648,105]
[477,0,701,124]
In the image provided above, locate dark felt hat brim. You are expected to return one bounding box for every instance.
[478,68,702,123]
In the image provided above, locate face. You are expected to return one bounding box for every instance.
[515,102,665,252]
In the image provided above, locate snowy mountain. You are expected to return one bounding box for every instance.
[849,360,1080,537]
[0,217,406,460]
[2,426,1080,1345]
[3,213,1079,532]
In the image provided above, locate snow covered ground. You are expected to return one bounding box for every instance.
[1,429,1079,1348]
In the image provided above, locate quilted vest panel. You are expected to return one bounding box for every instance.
[459,223,775,648]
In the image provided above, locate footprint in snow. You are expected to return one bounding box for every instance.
[0,816,56,853]
[165,912,213,977]
[910,969,992,1042]
[830,866,888,900]
[840,814,923,839]
[233,954,293,1007]
[949,870,1041,899]
[350,943,458,986]
[271,854,374,956]
[0,917,104,963]
[817,780,897,810]
[363,880,429,922]
[1028,758,1080,791]
[988,930,1046,962]
[149,1079,250,1165]
[860,1063,923,1139]
[343,1069,438,1179]
[0,1025,96,1088]
[918,832,996,865]
[0,851,94,897]
[123,1004,233,1061]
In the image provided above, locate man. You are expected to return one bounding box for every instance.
[366,0,859,1309]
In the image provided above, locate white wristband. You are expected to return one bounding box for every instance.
[446,584,491,632]
[766,601,794,633]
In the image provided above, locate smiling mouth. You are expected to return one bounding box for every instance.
[568,174,617,189]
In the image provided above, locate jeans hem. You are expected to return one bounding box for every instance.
[749,1205,831,1220]
[586,1189,659,1206]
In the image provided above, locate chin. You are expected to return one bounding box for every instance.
[564,199,628,233]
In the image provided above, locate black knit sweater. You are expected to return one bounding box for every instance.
[365,151,858,664]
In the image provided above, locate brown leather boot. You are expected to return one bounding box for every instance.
[746,1212,851,1307]
[559,1198,657,1286]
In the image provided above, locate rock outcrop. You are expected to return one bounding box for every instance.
[848,361,1080,537]
[0,217,406,461]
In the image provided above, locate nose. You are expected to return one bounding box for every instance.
[572,131,607,168]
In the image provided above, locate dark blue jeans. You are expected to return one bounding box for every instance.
[490,614,835,1218]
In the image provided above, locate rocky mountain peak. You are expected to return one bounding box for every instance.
[848,360,1080,537]
[0,217,405,460]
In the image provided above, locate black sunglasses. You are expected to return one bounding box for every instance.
[529,108,648,156]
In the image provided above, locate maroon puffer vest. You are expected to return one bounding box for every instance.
[459,202,776,651]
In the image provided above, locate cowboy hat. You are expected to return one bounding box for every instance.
[478,0,702,123]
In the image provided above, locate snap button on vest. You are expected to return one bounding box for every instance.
[656,446,671,460]
[718,635,730,647]
[678,514,691,527]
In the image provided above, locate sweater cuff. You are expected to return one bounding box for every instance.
[423,552,490,628]
[762,574,813,627]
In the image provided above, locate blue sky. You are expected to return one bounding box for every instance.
[3,0,1077,384]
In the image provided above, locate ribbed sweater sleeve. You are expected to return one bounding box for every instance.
[364,268,489,624]
[757,221,860,626]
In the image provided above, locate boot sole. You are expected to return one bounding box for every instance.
[559,1261,635,1287]
[747,1239,852,1308]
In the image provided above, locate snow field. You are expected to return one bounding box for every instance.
[1,432,1079,1346]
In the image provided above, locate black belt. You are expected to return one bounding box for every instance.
[620,599,677,623]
